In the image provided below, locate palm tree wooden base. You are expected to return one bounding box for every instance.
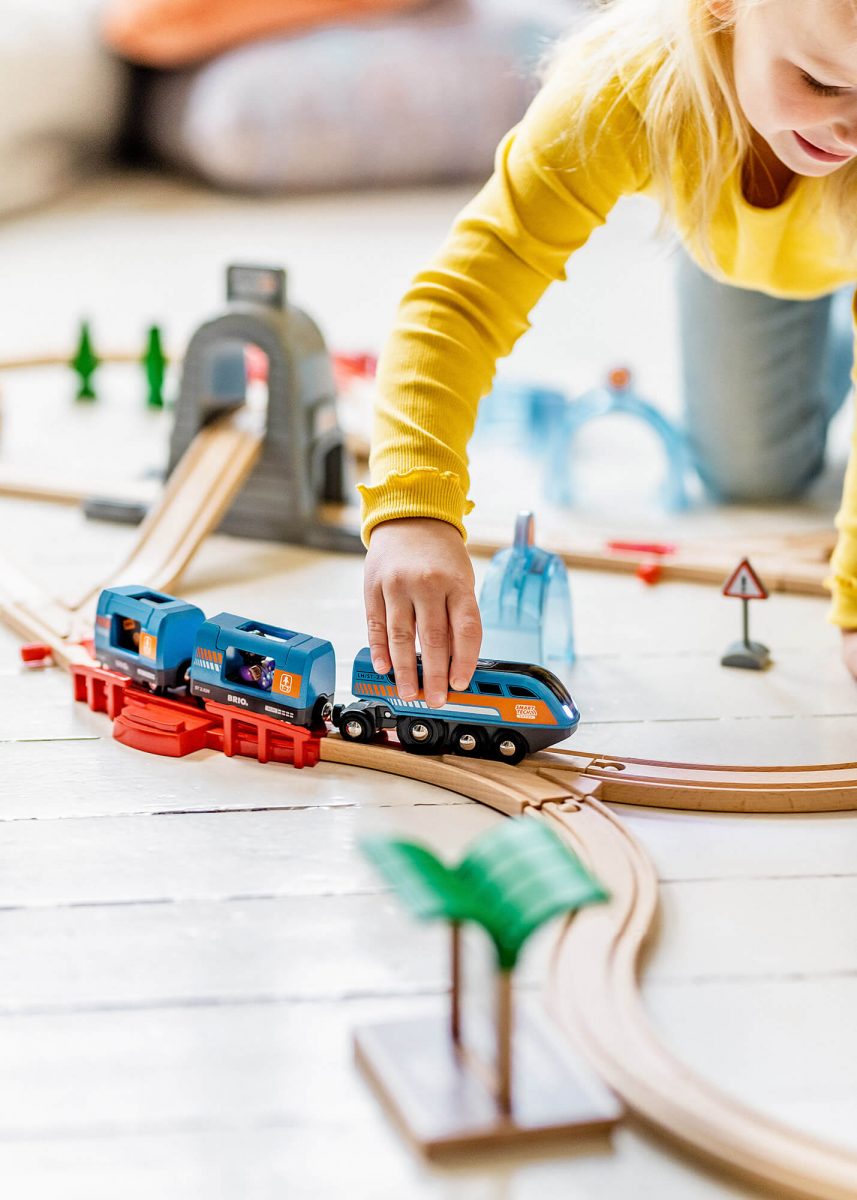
[353,1006,621,1159]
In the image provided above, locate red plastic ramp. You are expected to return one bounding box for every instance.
[114,691,218,757]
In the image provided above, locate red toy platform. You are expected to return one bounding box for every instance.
[71,661,322,768]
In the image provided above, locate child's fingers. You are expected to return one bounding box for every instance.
[363,579,391,674]
[384,594,419,699]
[414,599,450,708]
[448,589,482,690]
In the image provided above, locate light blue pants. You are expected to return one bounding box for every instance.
[677,251,854,501]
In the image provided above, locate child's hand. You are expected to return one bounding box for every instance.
[841,629,857,681]
[364,517,482,708]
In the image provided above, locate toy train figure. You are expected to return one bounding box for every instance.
[189,613,335,729]
[334,649,578,763]
[92,585,580,764]
[95,586,205,691]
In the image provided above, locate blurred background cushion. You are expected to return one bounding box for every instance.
[138,0,574,193]
[0,0,125,217]
[103,0,431,68]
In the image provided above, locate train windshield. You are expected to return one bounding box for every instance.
[412,653,576,709]
[493,660,576,708]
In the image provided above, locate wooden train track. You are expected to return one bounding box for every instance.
[322,739,857,1199]
[0,408,263,643]
[0,349,838,596]
[2,402,856,1194]
[4,572,857,1192]
[67,406,263,616]
[467,527,835,597]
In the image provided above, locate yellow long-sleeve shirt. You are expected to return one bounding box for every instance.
[358,45,857,626]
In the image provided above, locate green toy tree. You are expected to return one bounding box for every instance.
[70,321,99,401]
[142,325,168,409]
[363,818,609,1113]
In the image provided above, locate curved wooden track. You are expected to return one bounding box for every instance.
[322,737,857,1199]
[1,371,855,1192]
[67,406,263,616]
[0,410,263,643]
[2,581,856,1192]
[534,746,857,813]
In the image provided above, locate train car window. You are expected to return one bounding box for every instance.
[224,644,276,694]
[477,682,503,696]
[236,619,292,643]
[491,659,575,706]
[509,685,536,698]
[115,617,142,652]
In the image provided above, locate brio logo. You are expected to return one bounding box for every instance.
[514,704,538,720]
[227,694,249,706]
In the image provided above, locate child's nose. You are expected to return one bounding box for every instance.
[832,112,857,152]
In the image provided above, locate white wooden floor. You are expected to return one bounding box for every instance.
[2,175,857,1198]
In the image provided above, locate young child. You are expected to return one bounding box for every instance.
[359,0,857,706]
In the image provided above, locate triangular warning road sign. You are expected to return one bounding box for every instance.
[722,558,768,601]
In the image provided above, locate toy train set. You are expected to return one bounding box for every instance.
[76,585,580,767]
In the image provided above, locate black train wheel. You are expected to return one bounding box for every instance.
[396,717,447,755]
[490,729,528,765]
[340,710,374,742]
[450,726,487,758]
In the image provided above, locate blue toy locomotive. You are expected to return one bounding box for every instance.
[333,649,578,762]
[94,586,580,763]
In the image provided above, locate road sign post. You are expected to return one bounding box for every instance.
[720,557,770,670]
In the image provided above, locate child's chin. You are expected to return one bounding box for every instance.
[793,157,852,177]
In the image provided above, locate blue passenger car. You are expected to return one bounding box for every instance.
[188,612,336,727]
[94,585,206,690]
[334,648,580,763]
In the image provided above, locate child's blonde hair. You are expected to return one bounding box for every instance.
[547,0,857,261]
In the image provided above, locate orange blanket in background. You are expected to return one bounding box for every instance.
[103,0,434,67]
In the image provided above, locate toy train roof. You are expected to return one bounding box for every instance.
[201,612,334,657]
[353,647,575,707]
[97,586,204,620]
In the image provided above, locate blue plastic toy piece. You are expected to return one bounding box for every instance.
[478,513,574,670]
[339,646,579,762]
[546,367,694,512]
[472,379,568,450]
[94,585,206,690]
[189,612,336,727]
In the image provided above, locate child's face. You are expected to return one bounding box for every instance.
[730,0,857,175]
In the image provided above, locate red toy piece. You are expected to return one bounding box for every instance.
[606,540,677,556]
[20,642,53,664]
[205,700,321,767]
[71,659,323,767]
[72,661,129,720]
[334,351,377,377]
[636,561,663,585]
[606,540,676,586]
[113,690,219,757]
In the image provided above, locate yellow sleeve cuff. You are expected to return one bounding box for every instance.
[826,528,857,628]
[358,467,475,546]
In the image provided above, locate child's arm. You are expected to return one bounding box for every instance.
[359,47,652,695]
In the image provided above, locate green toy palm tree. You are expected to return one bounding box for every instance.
[363,818,609,1114]
[142,325,168,409]
[70,321,99,401]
